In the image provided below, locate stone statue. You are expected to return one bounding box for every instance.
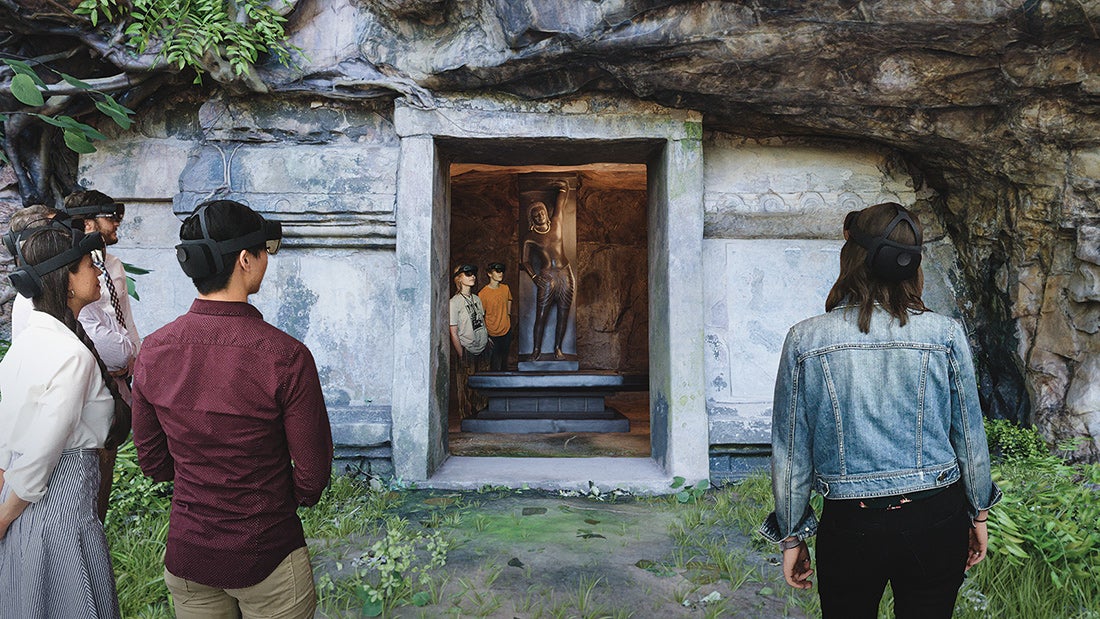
[520,180,575,361]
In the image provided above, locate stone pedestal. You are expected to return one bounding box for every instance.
[463,372,645,433]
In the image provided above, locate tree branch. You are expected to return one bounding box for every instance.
[0,72,141,99]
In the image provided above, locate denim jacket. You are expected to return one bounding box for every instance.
[759,305,1002,543]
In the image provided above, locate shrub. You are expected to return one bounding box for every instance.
[985,419,1048,461]
[986,442,1100,596]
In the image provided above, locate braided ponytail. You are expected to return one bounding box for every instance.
[61,310,132,449]
[21,228,132,449]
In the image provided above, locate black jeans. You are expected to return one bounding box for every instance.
[488,332,511,371]
[817,483,970,619]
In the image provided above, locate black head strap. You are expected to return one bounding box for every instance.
[8,230,104,298]
[848,207,923,282]
[62,201,124,219]
[175,205,281,279]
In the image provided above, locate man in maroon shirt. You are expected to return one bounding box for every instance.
[132,200,333,618]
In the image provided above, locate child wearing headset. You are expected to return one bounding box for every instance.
[0,225,127,618]
[760,202,1001,618]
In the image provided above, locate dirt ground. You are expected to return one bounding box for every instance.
[310,488,814,618]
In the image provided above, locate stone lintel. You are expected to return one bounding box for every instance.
[394,96,701,143]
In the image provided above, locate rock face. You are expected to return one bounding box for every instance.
[3,0,1099,460]
[314,0,1098,457]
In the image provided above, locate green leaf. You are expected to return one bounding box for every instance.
[11,74,45,107]
[695,478,710,492]
[122,262,152,275]
[95,101,133,130]
[675,490,691,503]
[59,73,93,90]
[126,276,140,301]
[361,598,383,617]
[3,59,47,86]
[63,130,97,154]
[49,116,108,141]
[411,591,430,607]
[100,94,135,117]
[670,476,686,489]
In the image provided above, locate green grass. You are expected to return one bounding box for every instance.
[692,459,1100,619]
[104,432,1099,618]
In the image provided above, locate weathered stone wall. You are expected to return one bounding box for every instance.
[700,134,967,476]
[75,95,400,475]
[5,0,1100,468]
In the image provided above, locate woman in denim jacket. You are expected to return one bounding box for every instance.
[760,202,1002,618]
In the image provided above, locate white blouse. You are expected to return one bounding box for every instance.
[0,311,113,503]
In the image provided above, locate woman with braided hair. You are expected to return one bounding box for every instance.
[0,226,128,618]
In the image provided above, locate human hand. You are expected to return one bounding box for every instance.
[967,519,988,569]
[782,541,814,589]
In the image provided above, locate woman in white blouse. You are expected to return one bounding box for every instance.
[0,225,130,618]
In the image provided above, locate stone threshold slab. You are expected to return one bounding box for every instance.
[425,456,676,494]
[461,408,630,433]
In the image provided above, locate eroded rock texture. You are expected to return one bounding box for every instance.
[333,0,1100,458]
[3,0,1099,456]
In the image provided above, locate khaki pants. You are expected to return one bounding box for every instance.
[456,348,488,418]
[164,546,316,619]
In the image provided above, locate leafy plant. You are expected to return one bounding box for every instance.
[986,447,1100,591]
[671,476,710,503]
[105,439,173,530]
[349,516,449,617]
[104,441,174,617]
[2,58,135,154]
[985,419,1048,461]
[123,261,152,300]
[74,0,297,78]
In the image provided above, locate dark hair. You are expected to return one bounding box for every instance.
[180,200,265,295]
[825,202,929,333]
[22,227,130,448]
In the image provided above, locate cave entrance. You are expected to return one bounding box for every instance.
[390,100,709,492]
[447,163,651,459]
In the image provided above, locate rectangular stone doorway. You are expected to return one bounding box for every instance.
[447,163,651,459]
[391,99,709,493]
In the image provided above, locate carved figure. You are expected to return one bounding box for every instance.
[520,181,575,361]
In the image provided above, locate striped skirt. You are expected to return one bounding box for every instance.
[0,448,120,619]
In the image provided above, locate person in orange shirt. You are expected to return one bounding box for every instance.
[478,262,513,371]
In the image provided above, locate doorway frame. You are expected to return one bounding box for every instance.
[390,97,708,490]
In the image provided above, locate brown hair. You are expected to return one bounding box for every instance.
[22,227,131,448]
[825,202,929,333]
[9,204,57,234]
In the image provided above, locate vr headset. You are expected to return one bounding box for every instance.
[8,228,104,298]
[175,205,282,279]
[845,205,923,282]
[62,201,125,220]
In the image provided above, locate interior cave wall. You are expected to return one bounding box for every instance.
[449,168,649,374]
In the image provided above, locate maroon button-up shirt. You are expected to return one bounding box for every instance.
[132,299,333,589]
